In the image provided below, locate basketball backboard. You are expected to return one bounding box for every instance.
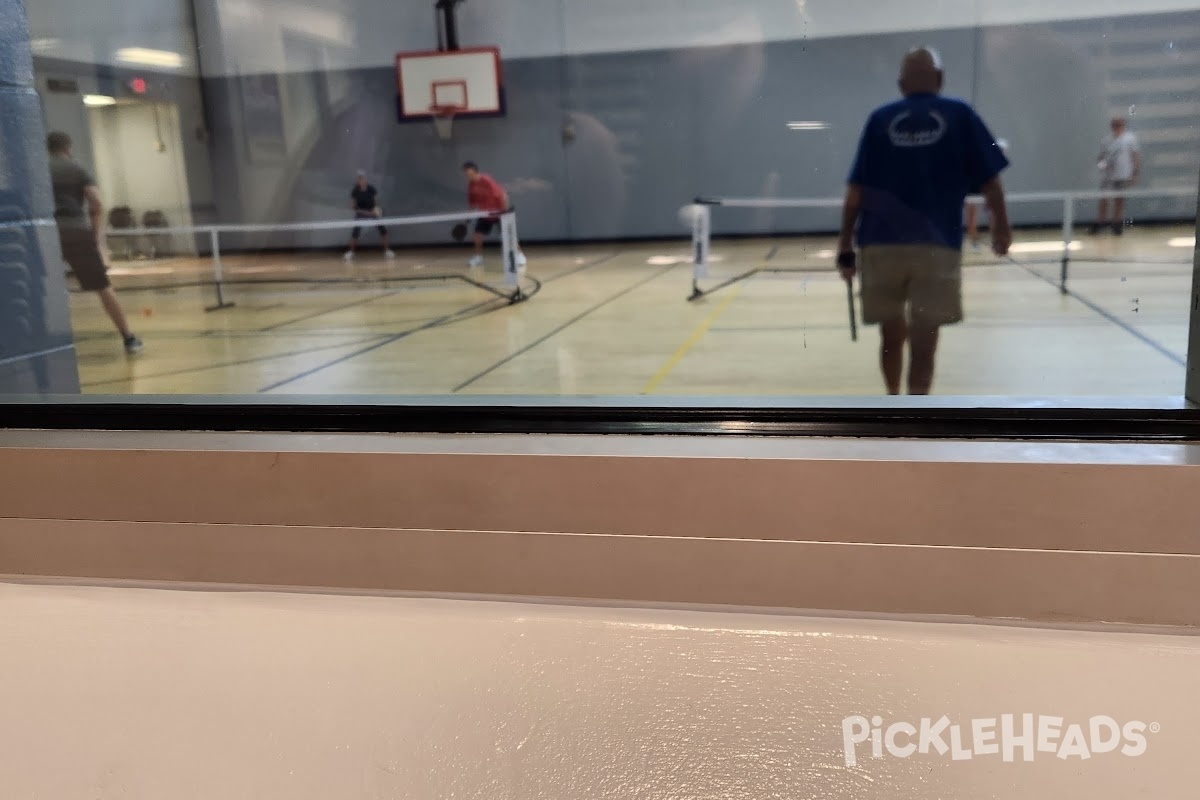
[396,46,504,122]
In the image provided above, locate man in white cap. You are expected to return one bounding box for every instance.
[344,170,394,261]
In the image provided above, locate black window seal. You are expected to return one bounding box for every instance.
[1,396,1197,441]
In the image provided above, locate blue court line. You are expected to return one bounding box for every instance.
[1009,258,1186,368]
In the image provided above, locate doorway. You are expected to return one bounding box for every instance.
[85,99,195,258]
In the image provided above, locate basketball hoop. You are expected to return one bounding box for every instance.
[431,104,459,141]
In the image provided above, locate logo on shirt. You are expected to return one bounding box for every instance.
[887,110,947,148]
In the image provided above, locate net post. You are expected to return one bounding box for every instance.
[500,210,521,292]
[1059,195,1073,295]
[692,204,711,279]
[205,228,235,312]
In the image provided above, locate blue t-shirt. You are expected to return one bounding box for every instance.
[848,94,1008,251]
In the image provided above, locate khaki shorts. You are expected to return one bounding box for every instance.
[860,244,963,326]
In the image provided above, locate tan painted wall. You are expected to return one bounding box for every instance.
[2,431,1199,624]
[2,431,1199,797]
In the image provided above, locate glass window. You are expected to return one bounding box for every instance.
[1,0,1198,423]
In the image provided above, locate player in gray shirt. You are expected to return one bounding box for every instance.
[47,131,142,354]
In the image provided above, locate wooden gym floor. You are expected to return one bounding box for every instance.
[69,225,1195,397]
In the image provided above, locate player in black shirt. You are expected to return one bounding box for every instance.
[344,171,394,261]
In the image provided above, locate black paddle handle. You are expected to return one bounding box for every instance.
[837,251,858,342]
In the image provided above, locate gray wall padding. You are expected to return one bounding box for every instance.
[0,0,79,393]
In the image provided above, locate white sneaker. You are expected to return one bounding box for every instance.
[343,250,354,262]
[516,251,527,267]
[384,249,395,259]
[468,255,483,268]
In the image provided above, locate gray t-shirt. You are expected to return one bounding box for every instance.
[49,155,96,228]
[1099,131,1140,182]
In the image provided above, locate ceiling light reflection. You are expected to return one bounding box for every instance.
[115,48,184,69]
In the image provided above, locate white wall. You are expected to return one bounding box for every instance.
[194,0,1200,75]
[562,0,1200,55]
[88,102,195,246]
[194,0,565,75]
[22,0,198,74]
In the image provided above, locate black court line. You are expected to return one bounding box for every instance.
[72,320,451,342]
[258,295,504,393]
[710,325,829,333]
[711,317,1129,334]
[1010,258,1186,368]
[452,266,675,393]
[257,288,405,332]
[80,335,391,389]
[542,251,620,283]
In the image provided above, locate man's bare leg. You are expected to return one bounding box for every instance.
[1112,197,1126,230]
[907,322,941,395]
[879,317,907,396]
[1097,198,1109,226]
[97,287,132,339]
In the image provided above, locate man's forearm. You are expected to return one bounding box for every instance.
[980,178,1008,228]
[88,206,103,244]
[838,184,862,251]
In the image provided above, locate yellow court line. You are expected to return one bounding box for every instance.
[641,285,743,394]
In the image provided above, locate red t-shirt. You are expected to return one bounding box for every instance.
[467,174,506,214]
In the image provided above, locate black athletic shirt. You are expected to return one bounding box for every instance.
[351,184,378,211]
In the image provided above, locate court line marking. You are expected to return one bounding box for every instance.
[710,324,834,333]
[73,322,447,341]
[257,288,407,332]
[1010,259,1186,367]
[79,335,391,390]
[451,266,676,393]
[542,251,620,283]
[641,285,744,394]
[258,295,504,393]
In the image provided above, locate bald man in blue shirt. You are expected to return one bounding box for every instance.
[837,48,1011,395]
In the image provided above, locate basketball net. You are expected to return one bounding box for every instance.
[431,105,457,141]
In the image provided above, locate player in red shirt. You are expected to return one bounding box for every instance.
[463,162,524,268]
